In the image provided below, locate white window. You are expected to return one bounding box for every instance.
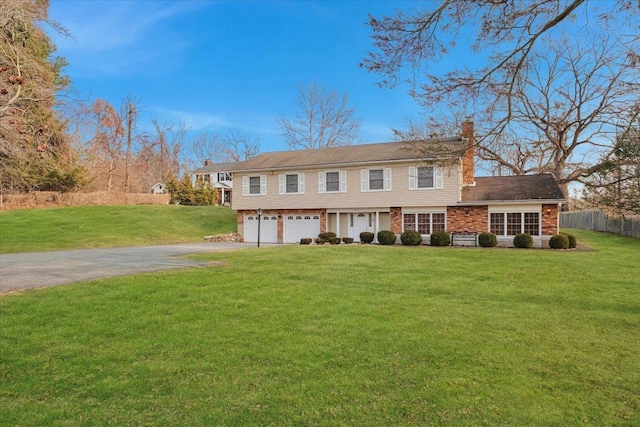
[361,168,392,192]
[279,173,305,195]
[408,166,443,190]
[490,212,540,236]
[242,175,266,196]
[403,212,446,234]
[218,172,231,181]
[318,170,347,193]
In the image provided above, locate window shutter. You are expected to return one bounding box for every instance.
[340,170,347,193]
[361,169,368,192]
[318,172,325,193]
[435,167,443,189]
[260,175,267,195]
[242,176,248,196]
[384,168,392,191]
[408,166,416,191]
[279,174,285,195]
[299,173,305,194]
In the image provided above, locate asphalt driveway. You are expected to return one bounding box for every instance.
[0,242,256,294]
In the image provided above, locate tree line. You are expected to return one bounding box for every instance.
[1,0,638,215]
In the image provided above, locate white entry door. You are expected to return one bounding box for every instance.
[349,213,372,241]
[284,214,321,243]
[244,214,278,243]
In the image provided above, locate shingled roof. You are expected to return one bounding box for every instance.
[192,162,237,175]
[227,138,467,172]
[462,174,565,203]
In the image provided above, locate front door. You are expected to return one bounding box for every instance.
[350,213,372,241]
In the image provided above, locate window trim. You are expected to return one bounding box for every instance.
[243,175,266,196]
[408,165,443,190]
[489,211,540,236]
[402,212,447,234]
[279,172,305,195]
[318,170,347,193]
[361,168,392,192]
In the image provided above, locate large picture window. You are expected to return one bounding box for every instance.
[403,212,446,234]
[490,212,540,236]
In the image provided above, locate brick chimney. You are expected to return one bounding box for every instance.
[461,120,475,186]
[204,159,212,166]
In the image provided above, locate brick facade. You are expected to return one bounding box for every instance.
[390,207,402,234]
[446,205,488,233]
[541,204,559,236]
[461,120,475,186]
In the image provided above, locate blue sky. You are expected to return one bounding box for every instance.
[49,0,431,157]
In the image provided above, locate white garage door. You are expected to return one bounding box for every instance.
[244,214,278,243]
[284,214,321,243]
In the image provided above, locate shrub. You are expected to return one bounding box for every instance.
[300,238,312,245]
[377,230,396,245]
[513,233,533,248]
[430,230,450,246]
[549,234,569,249]
[315,238,326,245]
[329,237,341,245]
[560,232,577,248]
[400,230,422,246]
[318,232,336,240]
[342,237,354,244]
[478,232,498,248]
[360,231,375,243]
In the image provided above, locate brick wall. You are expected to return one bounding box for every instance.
[542,204,559,235]
[447,205,488,233]
[461,120,475,186]
[390,207,402,233]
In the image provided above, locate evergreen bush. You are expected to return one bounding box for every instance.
[360,232,375,243]
[430,230,451,246]
[400,230,422,246]
[377,230,396,245]
[342,237,354,244]
[478,232,498,248]
[513,233,534,248]
[549,234,569,249]
[300,238,312,245]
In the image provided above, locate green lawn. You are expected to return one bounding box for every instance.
[0,205,237,254]
[1,229,638,425]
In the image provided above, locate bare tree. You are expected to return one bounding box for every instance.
[85,99,125,192]
[362,0,639,196]
[277,82,361,150]
[190,128,260,168]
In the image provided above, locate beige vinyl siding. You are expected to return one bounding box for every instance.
[232,163,460,211]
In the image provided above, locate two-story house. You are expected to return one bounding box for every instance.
[228,121,565,247]
[192,161,235,206]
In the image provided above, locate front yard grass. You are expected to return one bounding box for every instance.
[1,229,638,425]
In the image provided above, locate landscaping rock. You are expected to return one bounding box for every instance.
[204,233,241,243]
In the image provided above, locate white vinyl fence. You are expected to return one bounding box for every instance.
[560,210,640,238]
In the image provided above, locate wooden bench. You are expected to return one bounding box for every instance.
[450,232,478,247]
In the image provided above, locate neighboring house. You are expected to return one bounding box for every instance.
[150,183,166,194]
[192,161,235,206]
[228,121,565,247]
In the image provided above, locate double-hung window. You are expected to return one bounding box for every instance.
[318,170,347,193]
[490,212,540,236]
[403,212,446,234]
[279,173,305,194]
[243,175,266,196]
[361,168,392,192]
[409,166,443,190]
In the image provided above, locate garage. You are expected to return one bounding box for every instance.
[284,214,321,243]
[244,214,278,243]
